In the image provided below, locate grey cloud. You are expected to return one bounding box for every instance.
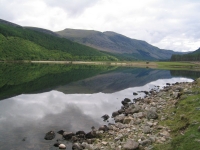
[44,0,100,16]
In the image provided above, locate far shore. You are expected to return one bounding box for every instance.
[1,60,200,70]
[30,60,157,68]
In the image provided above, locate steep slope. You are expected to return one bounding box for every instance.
[56,28,182,60]
[0,19,118,61]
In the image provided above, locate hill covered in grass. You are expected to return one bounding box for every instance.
[0,19,118,61]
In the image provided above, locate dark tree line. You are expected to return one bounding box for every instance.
[170,48,200,61]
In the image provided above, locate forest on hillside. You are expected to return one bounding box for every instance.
[0,23,118,61]
[170,48,200,61]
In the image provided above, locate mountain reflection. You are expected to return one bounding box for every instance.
[56,68,172,93]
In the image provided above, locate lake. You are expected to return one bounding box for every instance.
[0,63,198,150]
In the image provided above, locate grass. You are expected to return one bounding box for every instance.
[153,80,200,150]
[156,61,198,70]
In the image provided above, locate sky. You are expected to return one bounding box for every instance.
[0,0,200,52]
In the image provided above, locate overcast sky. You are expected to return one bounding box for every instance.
[0,0,200,52]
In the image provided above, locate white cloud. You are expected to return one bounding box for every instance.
[0,0,200,52]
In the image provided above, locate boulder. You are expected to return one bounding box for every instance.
[72,143,83,150]
[123,139,139,150]
[125,104,140,115]
[114,115,125,123]
[140,139,152,146]
[123,116,134,124]
[99,125,109,132]
[85,130,96,139]
[76,131,86,138]
[44,131,55,140]
[147,110,158,119]
[63,132,75,140]
[118,108,124,114]
[112,111,120,117]
[143,126,151,134]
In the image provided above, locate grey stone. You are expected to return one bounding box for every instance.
[123,139,139,150]
[123,116,134,124]
[115,134,123,141]
[143,126,151,134]
[147,110,158,119]
[140,139,152,146]
[114,115,125,123]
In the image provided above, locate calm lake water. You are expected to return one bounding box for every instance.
[0,63,198,150]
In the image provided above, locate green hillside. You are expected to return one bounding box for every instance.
[0,20,118,61]
[170,48,200,61]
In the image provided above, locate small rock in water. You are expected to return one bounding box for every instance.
[133,92,138,95]
[57,130,65,135]
[124,98,131,103]
[44,131,55,140]
[63,132,75,140]
[59,144,66,149]
[101,114,109,121]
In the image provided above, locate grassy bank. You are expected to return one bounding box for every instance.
[1,60,200,71]
[156,61,199,70]
[153,79,200,150]
[31,61,200,70]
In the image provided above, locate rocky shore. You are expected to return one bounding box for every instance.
[45,78,200,150]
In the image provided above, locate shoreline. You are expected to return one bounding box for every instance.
[30,60,157,68]
[1,60,200,71]
[46,78,200,149]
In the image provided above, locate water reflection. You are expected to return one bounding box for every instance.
[56,68,172,93]
[0,77,193,150]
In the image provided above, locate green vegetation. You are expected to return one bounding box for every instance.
[170,48,200,61]
[0,63,116,100]
[0,23,118,61]
[153,80,200,150]
[156,62,198,70]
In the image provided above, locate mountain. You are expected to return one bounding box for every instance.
[0,19,118,61]
[171,47,200,61]
[56,28,182,60]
